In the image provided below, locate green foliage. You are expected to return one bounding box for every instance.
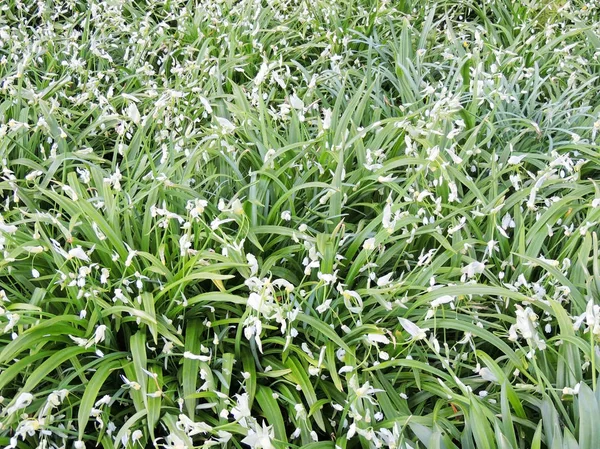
[1,0,600,448]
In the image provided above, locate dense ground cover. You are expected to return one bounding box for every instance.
[1,0,600,448]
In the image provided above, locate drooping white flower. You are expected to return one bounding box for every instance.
[289,93,304,110]
[254,61,270,86]
[178,414,212,436]
[398,318,429,340]
[322,108,332,129]
[507,154,526,165]
[216,116,235,133]
[127,102,141,124]
[131,430,143,443]
[199,96,213,114]
[68,246,90,262]
[23,246,45,254]
[243,316,263,353]
[350,375,383,402]
[6,392,33,415]
[431,295,454,308]
[316,299,332,314]
[0,223,17,234]
[100,268,110,284]
[585,299,600,337]
[246,253,259,276]
[183,351,210,362]
[340,288,363,314]
[382,203,394,233]
[70,335,89,347]
[120,375,141,390]
[461,261,485,279]
[366,333,390,345]
[94,325,107,345]
[363,237,376,251]
[247,292,274,316]
[179,234,193,257]
[124,244,138,267]
[376,273,394,287]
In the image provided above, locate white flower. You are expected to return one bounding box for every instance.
[430,295,454,307]
[100,268,110,284]
[94,325,107,345]
[254,62,270,86]
[271,278,294,293]
[187,198,208,219]
[210,218,235,230]
[366,333,390,345]
[508,305,546,350]
[341,289,363,314]
[351,376,383,402]
[70,334,89,347]
[317,271,337,285]
[247,254,259,276]
[398,318,429,340]
[127,102,141,124]
[479,367,498,382]
[103,167,122,191]
[376,273,394,287]
[131,430,143,443]
[322,108,332,129]
[363,237,376,251]
[507,154,526,165]
[68,246,90,262]
[241,422,275,449]
[178,414,212,435]
[216,116,235,133]
[382,203,395,232]
[231,393,252,427]
[120,375,141,390]
[23,246,45,254]
[562,383,581,396]
[247,292,274,316]
[125,244,138,267]
[289,93,304,110]
[183,351,210,362]
[6,392,33,415]
[461,261,485,278]
[199,96,213,114]
[316,299,332,314]
[280,210,291,221]
[95,395,111,407]
[179,234,193,256]
[585,299,600,336]
[243,316,264,353]
[0,223,17,234]
[338,366,353,374]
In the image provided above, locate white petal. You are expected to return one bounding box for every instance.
[290,93,304,110]
[367,333,390,345]
[183,351,210,362]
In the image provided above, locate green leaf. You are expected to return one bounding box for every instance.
[78,358,122,441]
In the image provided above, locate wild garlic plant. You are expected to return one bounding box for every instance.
[1,0,600,448]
